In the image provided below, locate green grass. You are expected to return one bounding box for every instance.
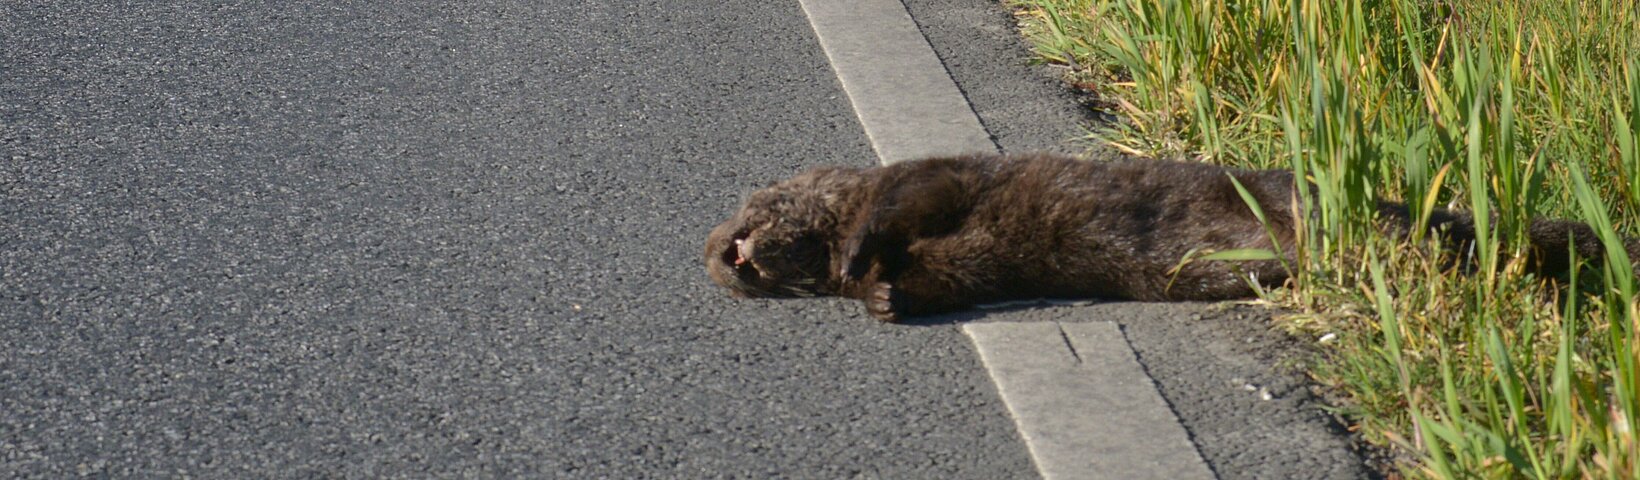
[1007,0,1640,477]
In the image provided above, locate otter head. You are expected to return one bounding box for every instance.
[705,167,863,298]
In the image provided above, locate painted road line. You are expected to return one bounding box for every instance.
[797,0,997,164]
[965,322,1215,480]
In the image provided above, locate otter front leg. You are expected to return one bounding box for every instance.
[838,264,946,323]
[838,166,975,281]
[862,270,974,323]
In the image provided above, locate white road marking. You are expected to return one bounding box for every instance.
[796,0,997,163]
[965,322,1215,480]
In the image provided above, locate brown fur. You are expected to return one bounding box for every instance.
[704,153,1636,322]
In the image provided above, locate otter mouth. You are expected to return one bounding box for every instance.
[722,230,760,282]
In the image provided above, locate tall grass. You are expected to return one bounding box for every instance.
[1009,0,1640,476]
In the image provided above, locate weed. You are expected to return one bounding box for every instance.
[1008,0,1640,476]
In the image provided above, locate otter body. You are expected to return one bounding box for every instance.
[705,153,1628,322]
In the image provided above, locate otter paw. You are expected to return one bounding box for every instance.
[839,229,878,281]
[866,282,900,323]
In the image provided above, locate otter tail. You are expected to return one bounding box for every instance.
[1377,202,1640,278]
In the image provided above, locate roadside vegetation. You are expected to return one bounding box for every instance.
[1005,0,1640,476]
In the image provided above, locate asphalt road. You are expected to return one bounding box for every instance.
[2,1,1036,477]
[3,0,1376,478]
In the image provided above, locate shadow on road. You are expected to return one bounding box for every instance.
[894,300,1111,327]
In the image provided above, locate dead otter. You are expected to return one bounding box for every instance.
[704,153,1635,322]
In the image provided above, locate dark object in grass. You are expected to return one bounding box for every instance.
[704,153,1638,322]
